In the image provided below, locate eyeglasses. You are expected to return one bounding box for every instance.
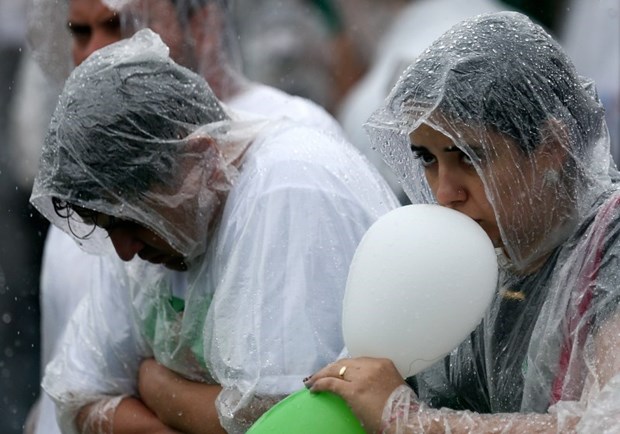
[71,205,121,231]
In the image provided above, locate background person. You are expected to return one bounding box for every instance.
[31,30,398,434]
[306,12,620,433]
[23,0,348,433]
[0,2,47,434]
[336,0,508,203]
[558,0,619,165]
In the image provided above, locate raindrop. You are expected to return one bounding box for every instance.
[1,313,11,324]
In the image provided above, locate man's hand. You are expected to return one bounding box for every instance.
[77,397,181,434]
[138,358,226,434]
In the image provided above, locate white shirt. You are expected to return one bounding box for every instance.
[39,98,397,433]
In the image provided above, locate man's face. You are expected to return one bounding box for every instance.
[73,206,188,270]
[106,219,188,271]
[68,0,123,66]
[68,0,186,67]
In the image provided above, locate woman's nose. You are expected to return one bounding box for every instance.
[108,227,145,262]
[435,169,467,208]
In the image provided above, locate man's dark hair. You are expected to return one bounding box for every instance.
[43,31,230,203]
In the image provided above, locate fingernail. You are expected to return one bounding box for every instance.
[303,375,315,389]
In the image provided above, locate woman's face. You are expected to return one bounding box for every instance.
[409,122,548,253]
[409,123,501,246]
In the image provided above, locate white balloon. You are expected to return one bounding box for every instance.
[342,204,498,378]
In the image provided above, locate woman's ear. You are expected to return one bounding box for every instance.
[535,118,570,169]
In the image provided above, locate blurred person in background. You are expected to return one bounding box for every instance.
[0,2,48,434]
[559,0,619,166]
[234,0,408,115]
[233,0,341,113]
[336,0,509,204]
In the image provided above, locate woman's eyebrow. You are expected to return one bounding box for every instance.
[411,143,462,153]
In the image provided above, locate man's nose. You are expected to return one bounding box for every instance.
[108,227,145,262]
[74,31,122,66]
[435,168,467,208]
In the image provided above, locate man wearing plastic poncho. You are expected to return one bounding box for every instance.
[26,0,353,433]
[30,30,398,434]
[306,12,620,433]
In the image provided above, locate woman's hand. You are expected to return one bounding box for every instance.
[304,357,407,433]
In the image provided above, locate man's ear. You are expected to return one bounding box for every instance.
[184,135,219,155]
[180,136,223,177]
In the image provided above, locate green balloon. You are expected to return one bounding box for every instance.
[247,388,367,433]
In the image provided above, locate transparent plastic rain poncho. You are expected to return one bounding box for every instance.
[103,0,244,96]
[31,29,250,261]
[26,0,342,135]
[27,0,244,96]
[32,28,398,434]
[27,0,73,84]
[366,12,620,433]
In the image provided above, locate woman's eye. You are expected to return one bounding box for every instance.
[412,151,436,167]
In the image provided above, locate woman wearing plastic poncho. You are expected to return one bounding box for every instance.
[306,12,620,433]
[30,29,398,434]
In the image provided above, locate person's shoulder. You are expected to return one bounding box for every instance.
[558,190,620,275]
[249,120,359,166]
[230,83,344,137]
[235,120,398,207]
